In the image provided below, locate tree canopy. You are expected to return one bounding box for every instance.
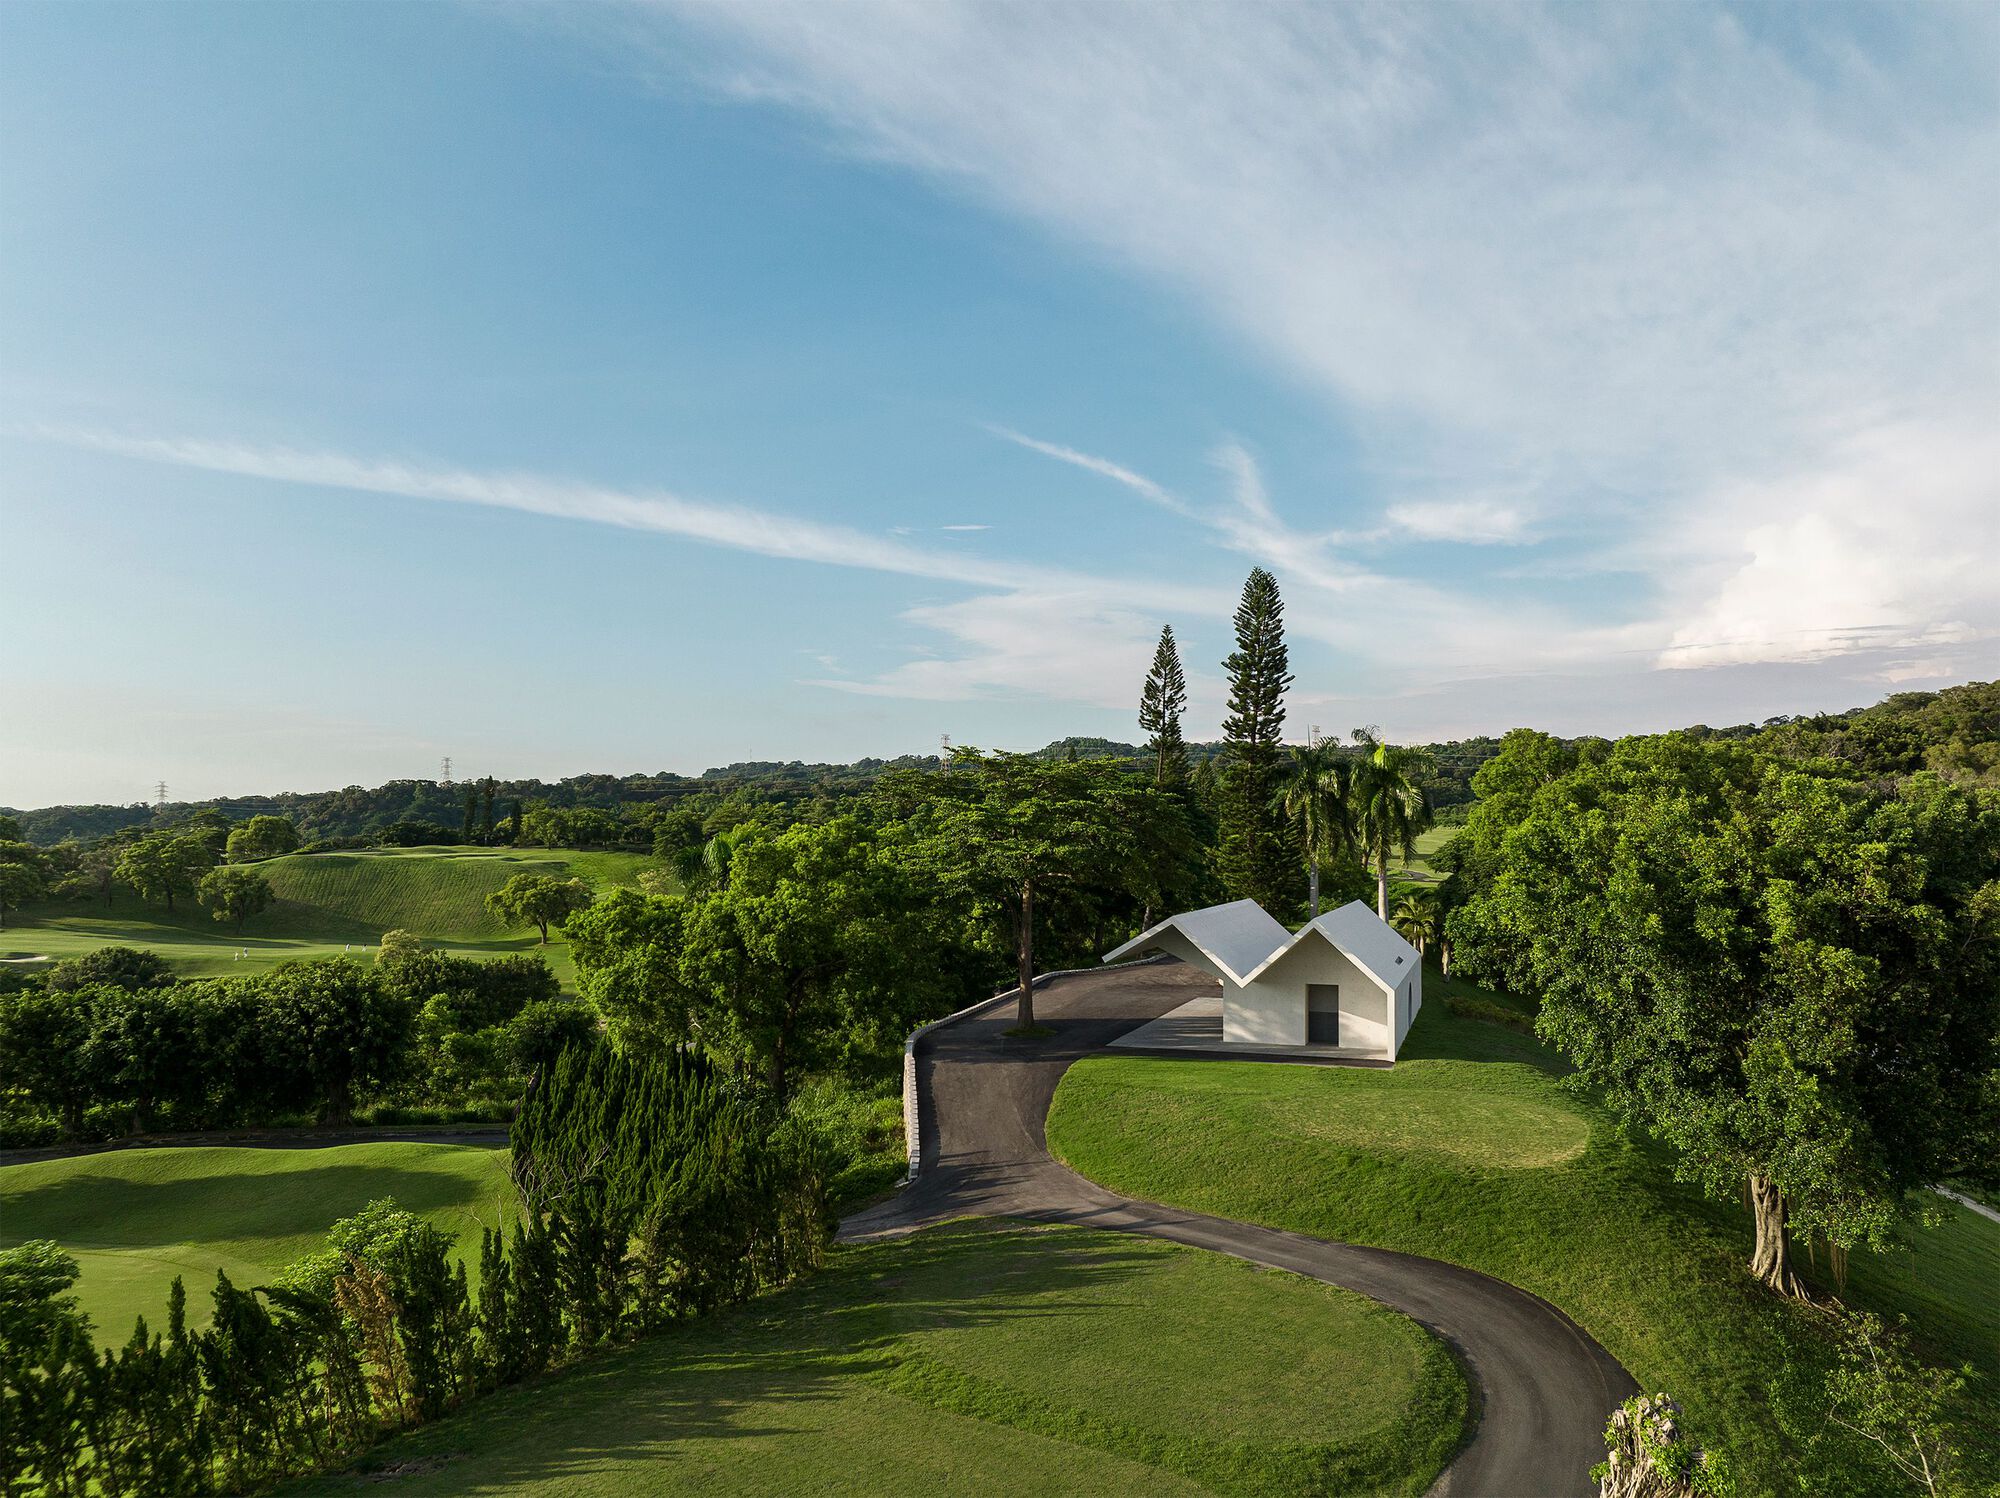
[1445,732,2000,1295]
[485,873,593,945]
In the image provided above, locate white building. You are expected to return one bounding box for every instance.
[1103,898,1423,1061]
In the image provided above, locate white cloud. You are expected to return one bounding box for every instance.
[808,589,1162,705]
[1382,497,1533,545]
[989,426,1195,518]
[31,424,1201,610]
[1658,418,1997,670]
[632,1,1999,676]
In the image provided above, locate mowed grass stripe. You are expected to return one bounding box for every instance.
[282,1221,1466,1498]
[0,1143,516,1343]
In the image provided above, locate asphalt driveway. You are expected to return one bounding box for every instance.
[841,959,1635,1498]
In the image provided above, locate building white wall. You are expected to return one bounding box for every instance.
[1230,937,1395,1055]
[1389,966,1423,1056]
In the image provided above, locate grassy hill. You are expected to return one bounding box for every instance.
[1045,976,2000,1496]
[0,1142,515,1344]
[3,846,659,987]
[283,1220,1467,1498]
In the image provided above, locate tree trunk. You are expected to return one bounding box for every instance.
[1015,882,1036,1029]
[1308,861,1321,918]
[1442,941,1451,977]
[1375,850,1389,921]
[1748,1173,1807,1297]
[536,919,549,946]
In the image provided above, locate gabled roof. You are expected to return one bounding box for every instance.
[1252,900,1419,992]
[1102,898,1291,984]
[1105,897,1419,993]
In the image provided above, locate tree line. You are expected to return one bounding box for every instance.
[0,945,585,1146]
[0,1042,831,1496]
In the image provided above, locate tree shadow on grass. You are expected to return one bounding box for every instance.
[287,1222,1178,1495]
[0,1159,514,1253]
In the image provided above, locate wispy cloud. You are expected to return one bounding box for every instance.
[636,1,1999,675]
[29,424,1252,711]
[988,426,1195,519]
[32,425,1180,606]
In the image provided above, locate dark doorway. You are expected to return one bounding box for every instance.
[1307,983,1340,1045]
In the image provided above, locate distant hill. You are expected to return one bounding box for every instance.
[9,680,1992,845]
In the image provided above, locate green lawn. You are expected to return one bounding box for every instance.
[1045,976,2000,1496]
[1386,825,1456,883]
[0,1142,516,1344]
[284,1220,1468,1498]
[3,845,660,987]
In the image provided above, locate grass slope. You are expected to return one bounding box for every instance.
[1046,976,2000,1496]
[286,1221,1468,1498]
[4,846,657,986]
[0,1143,515,1344]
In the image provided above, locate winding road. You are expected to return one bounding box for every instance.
[840,959,1636,1498]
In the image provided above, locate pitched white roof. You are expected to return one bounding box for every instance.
[1106,897,1418,993]
[1102,898,1291,984]
[1267,900,1419,991]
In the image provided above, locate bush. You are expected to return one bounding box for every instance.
[42,946,173,994]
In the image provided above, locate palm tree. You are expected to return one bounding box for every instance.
[1349,727,1433,920]
[1392,888,1440,956]
[1281,742,1355,917]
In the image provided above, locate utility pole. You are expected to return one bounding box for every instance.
[439,756,453,787]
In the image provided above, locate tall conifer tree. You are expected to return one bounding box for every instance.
[1218,568,1295,913]
[1138,625,1189,785]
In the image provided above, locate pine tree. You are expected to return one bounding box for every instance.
[1137,625,1189,785]
[479,779,496,842]
[460,787,477,843]
[1218,568,1295,915]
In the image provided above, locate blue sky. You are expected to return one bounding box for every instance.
[3,1,1995,807]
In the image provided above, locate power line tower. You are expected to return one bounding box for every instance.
[939,733,952,771]
[154,780,168,808]
[1308,724,1323,749]
[439,756,453,787]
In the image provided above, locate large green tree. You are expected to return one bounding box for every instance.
[0,841,47,930]
[1348,728,1434,919]
[485,873,593,945]
[1451,734,2000,1296]
[257,959,415,1125]
[114,832,213,913]
[898,752,1171,1028]
[225,815,300,863]
[199,865,274,931]
[1138,624,1190,786]
[568,820,938,1096]
[682,818,934,1097]
[1218,568,1295,914]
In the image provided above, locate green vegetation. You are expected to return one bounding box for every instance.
[6,846,655,984]
[1046,993,2000,1496]
[1218,566,1296,915]
[1440,730,2000,1297]
[0,1143,512,1344]
[3,1042,836,1494]
[283,1221,1466,1498]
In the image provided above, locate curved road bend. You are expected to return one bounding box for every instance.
[840,960,1635,1498]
